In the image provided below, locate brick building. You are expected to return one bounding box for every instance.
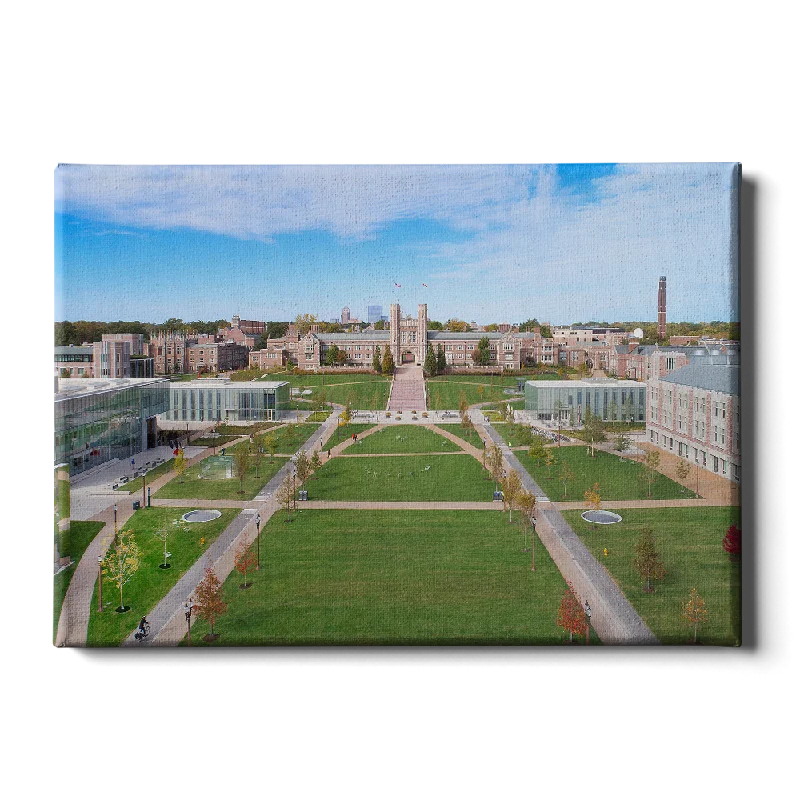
[646,355,740,483]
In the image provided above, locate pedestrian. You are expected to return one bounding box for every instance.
[327,448,331,459]
[354,433,358,441]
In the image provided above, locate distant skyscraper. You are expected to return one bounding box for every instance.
[341,306,351,324]
[657,276,667,339]
[367,304,382,324]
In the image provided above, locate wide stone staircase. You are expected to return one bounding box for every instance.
[387,364,427,411]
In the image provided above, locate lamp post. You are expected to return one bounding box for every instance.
[255,512,261,570]
[584,600,592,645]
[113,503,118,533]
[184,599,194,646]
[97,555,103,612]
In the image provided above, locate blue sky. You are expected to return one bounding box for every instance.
[55,163,739,324]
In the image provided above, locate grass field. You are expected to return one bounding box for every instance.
[323,424,375,449]
[189,435,239,448]
[435,424,486,451]
[53,521,104,640]
[214,422,279,436]
[492,423,538,447]
[265,372,392,409]
[562,507,741,645]
[185,510,598,645]
[309,454,493,501]
[348,425,462,454]
[426,380,510,409]
[481,399,525,412]
[154,456,288,500]
[225,422,320,458]
[86,507,239,646]
[114,459,175,494]
[516,446,691,501]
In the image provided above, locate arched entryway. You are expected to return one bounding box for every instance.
[402,351,415,363]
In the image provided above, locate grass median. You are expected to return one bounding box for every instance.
[185,509,599,645]
[563,506,741,645]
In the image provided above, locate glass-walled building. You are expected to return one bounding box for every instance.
[524,379,646,423]
[163,379,290,423]
[54,377,170,474]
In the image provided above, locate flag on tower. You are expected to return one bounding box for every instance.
[422,283,428,287]
[394,282,402,288]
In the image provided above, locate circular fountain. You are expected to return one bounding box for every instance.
[181,510,222,523]
[580,510,622,525]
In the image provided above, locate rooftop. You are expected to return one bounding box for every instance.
[525,379,644,389]
[55,377,169,401]
[660,364,739,395]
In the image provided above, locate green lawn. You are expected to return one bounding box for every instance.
[309,381,390,409]
[493,423,538,447]
[426,380,510,409]
[517,446,693,501]
[348,425,462,454]
[270,372,389,386]
[562,507,741,645]
[227,423,321,455]
[305,411,330,422]
[309,453,493,501]
[114,459,175,494]
[435,424,486,451]
[323,423,374,449]
[154,456,288,500]
[214,422,279,436]
[481,399,525,412]
[189,435,239,448]
[86,507,239,646]
[185,510,598,645]
[53,521,104,641]
[426,374,521,386]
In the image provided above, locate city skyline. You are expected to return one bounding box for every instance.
[55,164,739,324]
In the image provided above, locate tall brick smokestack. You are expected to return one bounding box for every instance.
[657,276,667,340]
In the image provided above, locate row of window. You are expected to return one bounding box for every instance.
[650,432,740,481]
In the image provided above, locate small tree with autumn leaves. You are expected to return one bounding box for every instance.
[234,537,257,589]
[639,450,661,498]
[559,461,574,499]
[275,474,295,522]
[583,483,602,527]
[681,587,709,643]
[102,530,141,612]
[486,444,504,492]
[500,469,523,523]
[233,446,250,494]
[632,527,667,592]
[294,450,311,485]
[263,432,278,463]
[309,450,322,477]
[556,582,587,643]
[675,458,691,490]
[722,524,741,562]
[252,437,264,479]
[173,449,187,484]
[516,490,537,567]
[193,566,227,641]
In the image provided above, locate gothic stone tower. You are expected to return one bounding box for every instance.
[657,276,667,340]
[389,303,427,364]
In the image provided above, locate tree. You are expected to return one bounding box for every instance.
[325,344,341,367]
[681,587,709,643]
[294,450,311,485]
[263,432,278,463]
[436,344,446,374]
[233,446,250,494]
[516,490,537,566]
[460,413,475,434]
[722,524,741,562]
[102,530,141,612]
[173,449,187,484]
[623,397,636,424]
[556,582,588,643]
[252,437,264,478]
[372,345,382,373]
[309,450,322,476]
[472,336,491,366]
[584,483,602,524]
[234,537,257,589]
[382,348,395,375]
[458,391,469,417]
[675,458,691,489]
[553,400,565,443]
[501,469,523,523]
[640,450,661,498]
[608,400,618,422]
[614,434,632,452]
[445,318,468,332]
[275,474,295,521]
[193,566,227,640]
[559,461,574,499]
[632,527,667,592]
[339,406,351,426]
[424,344,437,376]
[154,524,174,569]
[528,437,547,465]
[428,320,444,330]
[544,449,557,477]
[476,385,485,402]
[294,313,318,335]
[486,444,504,491]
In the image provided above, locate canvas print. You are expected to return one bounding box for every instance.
[54,163,741,647]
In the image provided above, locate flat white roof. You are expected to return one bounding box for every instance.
[55,376,169,401]
[525,379,644,389]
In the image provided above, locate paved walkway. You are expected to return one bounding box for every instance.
[482,424,549,500]
[301,501,500,510]
[388,364,426,411]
